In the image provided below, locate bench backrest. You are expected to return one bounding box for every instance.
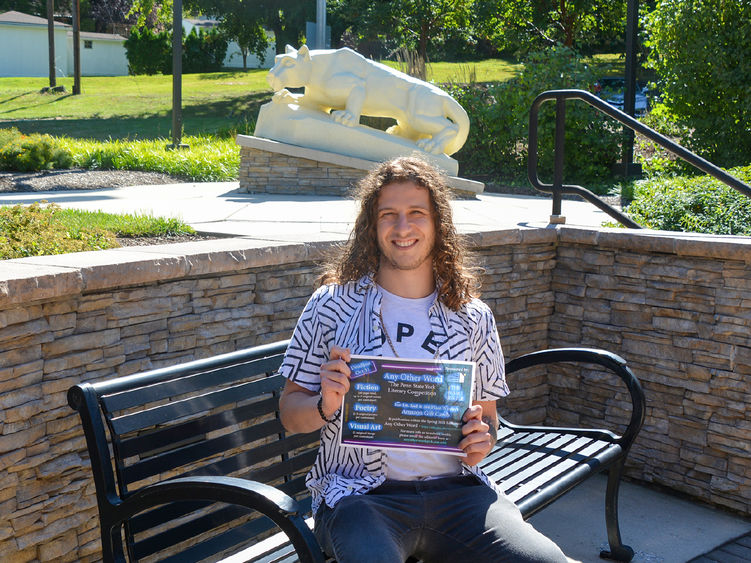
[68,340,319,562]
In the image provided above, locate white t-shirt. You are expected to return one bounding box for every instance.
[378,285,462,480]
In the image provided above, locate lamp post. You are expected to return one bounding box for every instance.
[620,0,641,177]
[71,0,81,94]
[169,0,188,149]
[47,0,56,88]
[316,0,326,49]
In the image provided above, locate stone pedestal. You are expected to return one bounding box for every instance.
[236,135,484,198]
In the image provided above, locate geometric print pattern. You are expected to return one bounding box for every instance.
[279,275,510,514]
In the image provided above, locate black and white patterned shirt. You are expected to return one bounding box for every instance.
[279,275,509,514]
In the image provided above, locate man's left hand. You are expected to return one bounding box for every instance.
[459,402,497,466]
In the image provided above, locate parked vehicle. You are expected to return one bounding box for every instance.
[594,77,649,115]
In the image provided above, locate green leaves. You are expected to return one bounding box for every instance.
[625,165,751,235]
[645,0,751,167]
[0,128,73,173]
[450,46,622,186]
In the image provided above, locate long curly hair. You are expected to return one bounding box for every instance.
[320,156,478,310]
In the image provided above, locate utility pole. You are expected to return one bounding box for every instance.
[316,0,326,49]
[169,0,188,149]
[72,0,81,94]
[621,0,641,177]
[47,0,56,88]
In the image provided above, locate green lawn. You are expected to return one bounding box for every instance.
[0,59,527,141]
[0,71,272,140]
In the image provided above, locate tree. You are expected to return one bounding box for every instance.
[90,0,133,33]
[646,0,751,167]
[474,0,627,56]
[219,12,270,69]
[185,0,313,55]
[0,0,45,16]
[128,0,172,30]
[330,0,473,66]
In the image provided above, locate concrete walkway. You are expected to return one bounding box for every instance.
[0,181,616,240]
[3,182,751,562]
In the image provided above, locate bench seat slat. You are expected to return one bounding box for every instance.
[481,430,558,473]
[117,395,280,458]
[103,358,285,412]
[108,375,285,435]
[488,434,606,487]
[122,418,287,484]
[177,432,319,480]
[487,435,582,488]
[155,514,287,563]
[481,432,577,477]
[130,475,312,542]
[133,503,264,558]
[504,440,615,503]
[218,517,315,563]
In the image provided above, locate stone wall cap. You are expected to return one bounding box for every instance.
[0,239,337,306]
[0,261,83,306]
[558,226,751,261]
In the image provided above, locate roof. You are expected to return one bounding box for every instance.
[73,30,126,41]
[0,10,70,28]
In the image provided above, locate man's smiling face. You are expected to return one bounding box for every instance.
[375,181,436,275]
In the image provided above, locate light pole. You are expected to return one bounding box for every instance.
[47,0,56,88]
[621,0,640,177]
[316,0,326,49]
[71,0,81,94]
[169,0,188,149]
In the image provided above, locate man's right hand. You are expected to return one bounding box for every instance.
[279,345,352,433]
[319,346,352,419]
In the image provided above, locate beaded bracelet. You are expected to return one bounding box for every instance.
[317,395,339,423]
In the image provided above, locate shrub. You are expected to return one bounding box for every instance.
[634,103,695,178]
[126,26,229,75]
[0,128,73,172]
[125,26,172,75]
[57,135,240,182]
[624,165,751,235]
[449,46,622,188]
[0,202,119,259]
[183,28,228,74]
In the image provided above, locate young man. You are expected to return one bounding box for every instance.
[279,157,567,562]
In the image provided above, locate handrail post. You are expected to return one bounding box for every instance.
[551,95,566,222]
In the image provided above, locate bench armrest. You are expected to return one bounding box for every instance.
[504,347,645,450]
[112,476,324,563]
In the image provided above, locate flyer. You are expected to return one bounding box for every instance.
[339,355,476,456]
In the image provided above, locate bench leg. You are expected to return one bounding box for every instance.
[599,459,635,562]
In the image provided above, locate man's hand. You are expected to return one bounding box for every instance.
[279,345,352,433]
[459,401,498,466]
[319,346,351,419]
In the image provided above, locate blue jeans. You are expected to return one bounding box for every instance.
[313,475,567,563]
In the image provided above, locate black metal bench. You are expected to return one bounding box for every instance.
[68,340,645,563]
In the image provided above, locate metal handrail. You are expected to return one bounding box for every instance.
[527,89,751,228]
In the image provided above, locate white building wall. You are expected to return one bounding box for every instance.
[67,35,129,76]
[223,38,276,69]
[0,24,68,77]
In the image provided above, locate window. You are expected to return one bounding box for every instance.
[84,40,93,49]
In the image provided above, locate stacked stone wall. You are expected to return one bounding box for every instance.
[547,227,751,515]
[238,146,361,196]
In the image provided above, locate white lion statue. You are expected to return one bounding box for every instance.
[264,45,469,156]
